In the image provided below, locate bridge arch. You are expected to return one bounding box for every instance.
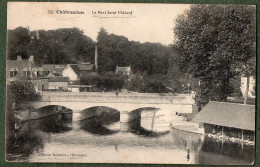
[79,106,120,135]
[28,104,73,121]
[129,107,160,113]
[36,104,73,112]
[81,106,120,113]
[79,106,120,122]
[31,102,79,111]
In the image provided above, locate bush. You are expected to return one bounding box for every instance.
[140,80,169,93]
[7,79,40,110]
[80,73,125,92]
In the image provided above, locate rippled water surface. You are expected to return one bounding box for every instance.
[7,109,254,164]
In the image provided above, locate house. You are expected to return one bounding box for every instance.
[62,63,96,82]
[32,76,69,92]
[62,64,81,82]
[32,67,44,78]
[41,64,66,77]
[115,65,132,76]
[77,63,97,76]
[48,77,69,90]
[192,101,255,142]
[241,75,255,98]
[6,55,38,81]
[31,78,49,92]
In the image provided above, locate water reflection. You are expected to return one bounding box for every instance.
[80,117,119,135]
[171,128,254,165]
[171,128,204,164]
[198,137,254,165]
[79,108,120,135]
[6,113,73,161]
[121,118,170,137]
[34,114,72,133]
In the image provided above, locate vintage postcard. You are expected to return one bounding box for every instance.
[6,2,256,164]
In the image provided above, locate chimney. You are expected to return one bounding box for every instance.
[17,55,22,61]
[115,65,118,74]
[95,44,98,72]
[29,55,34,64]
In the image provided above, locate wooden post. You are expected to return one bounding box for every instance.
[240,129,245,150]
[222,126,224,139]
[242,129,244,142]
[221,126,224,149]
[151,110,156,131]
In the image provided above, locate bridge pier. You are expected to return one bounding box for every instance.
[72,120,81,130]
[120,118,141,132]
[120,111,141,123]
[72,110,82,122]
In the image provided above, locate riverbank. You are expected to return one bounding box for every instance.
[170,115,204,135]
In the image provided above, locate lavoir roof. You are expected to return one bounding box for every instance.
[192,101,255,131]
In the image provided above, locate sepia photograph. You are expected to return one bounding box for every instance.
[6,2,256,164]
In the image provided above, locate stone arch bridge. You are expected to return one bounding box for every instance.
[30,92,197,122]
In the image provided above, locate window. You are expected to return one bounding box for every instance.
[22,68,31,77]
[9,68,18,78]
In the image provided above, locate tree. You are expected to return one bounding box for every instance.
[7,27,95,65]
[7,27,30,60]
[7,79,40,110]
[173,5,256,108]
[80,73,126,92]
[6,79,40,155]
[96,27,171,75]
[140,80,169,93]
[6,79,40,134]
[6,79,40,122]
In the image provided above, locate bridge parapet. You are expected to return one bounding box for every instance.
[38,92,195,105]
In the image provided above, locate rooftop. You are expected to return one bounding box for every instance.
[77,64,95,71]
[68,64,82,76]
[192,101,255,131]
[48,77,69,82]
[7,59,37,78]
[47,72,63,77]
[41,64,66,73]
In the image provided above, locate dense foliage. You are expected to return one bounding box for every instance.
[173,5,256,107]
[80,73,170,93]
[7,27,95,65]
[80,73,126,92]
[97,28,170,75]
[6,80,40,157]
[7,79,40,110]
[6,80,40,132]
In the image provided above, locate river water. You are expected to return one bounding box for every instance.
[6,109,254,165]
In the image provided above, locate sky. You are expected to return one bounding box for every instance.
[7,2,190,45]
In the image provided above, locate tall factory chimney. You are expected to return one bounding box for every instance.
[95,43,98,72]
